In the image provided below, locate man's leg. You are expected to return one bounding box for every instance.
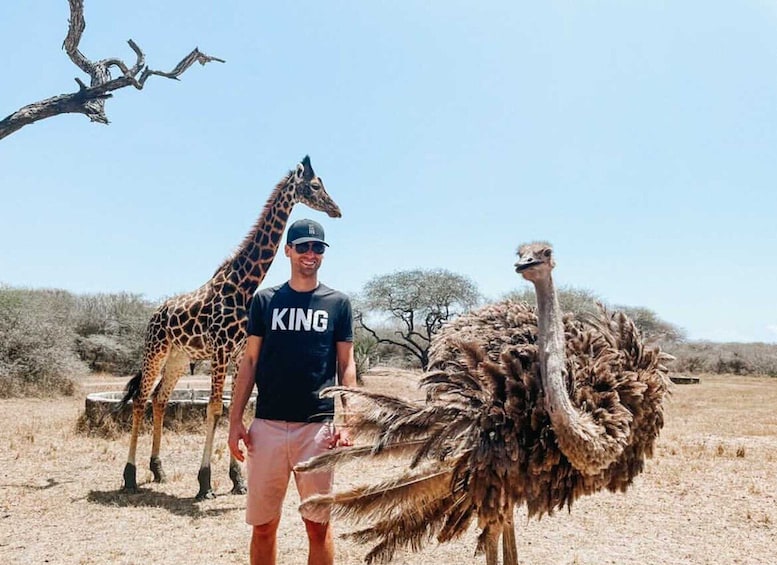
[247,420,291,565]
[294,423,336,565]
[304,518,333,565]
[251,518,280,565]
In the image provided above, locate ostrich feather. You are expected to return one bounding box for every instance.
[320,386,420,418]
[294,440,430,472]
[347,494,467,564]
[300,466,454,524]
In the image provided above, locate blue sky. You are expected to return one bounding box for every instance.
[1,1,775,343]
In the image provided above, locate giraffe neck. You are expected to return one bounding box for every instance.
[219,177,297,296]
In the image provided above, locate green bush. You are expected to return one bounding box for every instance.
[353,328,377,383]
[0,287,84,397]
[0,287,156,397]
[71,292,154,374]
[75,334,138,374]
[504,285,602,316]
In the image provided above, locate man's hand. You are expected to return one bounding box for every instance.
[331,425,353,448]
[228,420,251,462]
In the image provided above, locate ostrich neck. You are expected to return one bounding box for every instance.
[534,275,570,419]
[534,274,624,474]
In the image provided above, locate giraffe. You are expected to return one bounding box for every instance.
[120,156,341,500]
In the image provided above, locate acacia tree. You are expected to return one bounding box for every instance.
[357,269,480,369]
[0,0,223,140]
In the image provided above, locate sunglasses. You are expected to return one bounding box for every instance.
[292,242,326,255]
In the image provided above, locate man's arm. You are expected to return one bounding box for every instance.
[336,340,357,389]
[333,340,357,447]
[228,335,262,462]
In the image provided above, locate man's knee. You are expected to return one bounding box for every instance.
[253,518,280,540]
[303,518,331,544]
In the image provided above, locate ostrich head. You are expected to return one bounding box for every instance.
[514,241,554,283]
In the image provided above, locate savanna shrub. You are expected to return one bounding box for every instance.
[72,292,154,374]
[353,328,378,383]
[75,334,138,374]
[0,287,84,397]
[668,341,777,377]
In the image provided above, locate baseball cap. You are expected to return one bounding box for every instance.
[286,219,329,246]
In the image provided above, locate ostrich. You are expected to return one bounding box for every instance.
[296,242,672,564]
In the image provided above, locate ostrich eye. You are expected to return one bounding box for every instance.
[543,249,551,258]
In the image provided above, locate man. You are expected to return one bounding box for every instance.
[228,218,356,565]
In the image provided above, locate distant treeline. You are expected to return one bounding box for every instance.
[669,341,777,377]
[1,285,775,398]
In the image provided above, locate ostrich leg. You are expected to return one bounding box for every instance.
[484,527,500,565]
[502,509,518,565]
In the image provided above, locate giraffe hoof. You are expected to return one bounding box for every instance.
[150,456,167,483]
[229,462,247,495]
[230,483,247,495]
[195,489,217,501]
[196,466,213,500]
[122,463,138,492]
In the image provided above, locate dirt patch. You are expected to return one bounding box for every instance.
[1,370,775,564]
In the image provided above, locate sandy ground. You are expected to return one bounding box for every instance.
[0,369,775,565]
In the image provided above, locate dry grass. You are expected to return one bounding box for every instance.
[1,370,776,564]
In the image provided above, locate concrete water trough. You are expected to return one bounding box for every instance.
[669,374,701,385]
[82,389,257,433]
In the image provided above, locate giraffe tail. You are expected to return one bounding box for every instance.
[118,371,143,409]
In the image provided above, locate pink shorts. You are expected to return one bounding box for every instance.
[245,418,335,526]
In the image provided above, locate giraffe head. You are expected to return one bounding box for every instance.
[289,156,342,218]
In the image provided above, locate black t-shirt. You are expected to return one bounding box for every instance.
[247,282,353,422]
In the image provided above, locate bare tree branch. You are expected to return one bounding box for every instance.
[355,313,428,367]
[0,0,224,141]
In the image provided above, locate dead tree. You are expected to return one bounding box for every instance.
[0,0,224,141]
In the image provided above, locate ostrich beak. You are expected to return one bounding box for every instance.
[514,257,539,273]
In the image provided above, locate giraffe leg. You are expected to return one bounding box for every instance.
[149,348,189,483]
[122,399,146,492]
[228,459,246,495]
[195,353,228,500]
[122,338,170,492]
[502,508,518,565]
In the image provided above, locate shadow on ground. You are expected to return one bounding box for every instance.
[86,488,239,518]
